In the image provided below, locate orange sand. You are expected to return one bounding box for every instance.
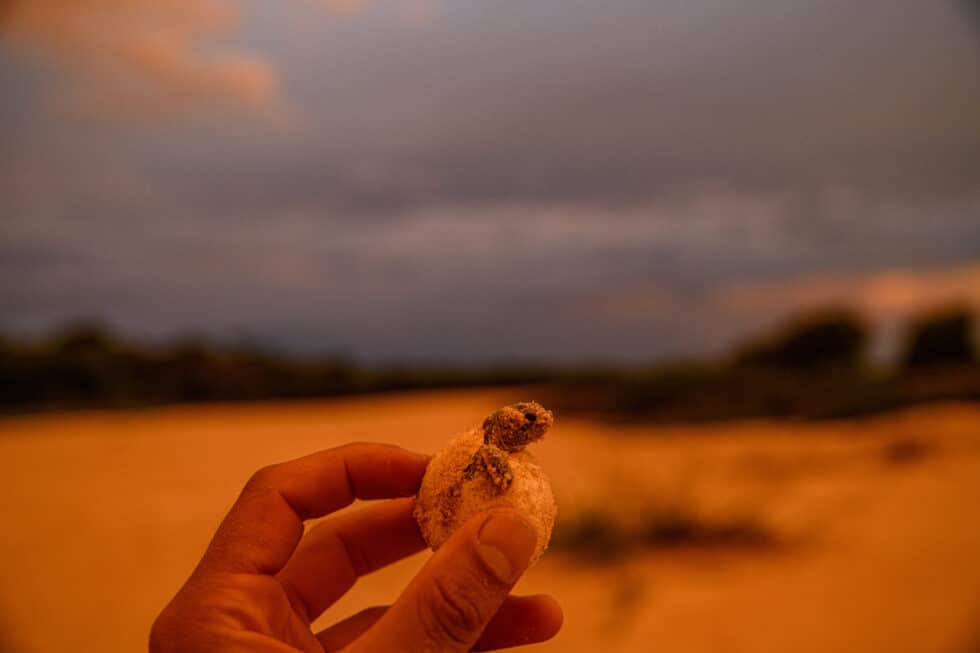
[1,389,979,653]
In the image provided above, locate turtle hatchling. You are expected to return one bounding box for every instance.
[413,401,557,565]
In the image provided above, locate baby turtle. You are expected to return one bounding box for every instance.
[462,401,553,491]
[414,401,557,565]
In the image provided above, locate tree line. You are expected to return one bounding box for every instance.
[0,306,977,419]
[553,306,979,421]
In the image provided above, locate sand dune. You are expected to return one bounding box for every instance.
[2,389,979,652]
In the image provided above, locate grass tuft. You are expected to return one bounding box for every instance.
[552,505,779,563]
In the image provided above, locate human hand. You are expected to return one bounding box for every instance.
[150,443,563,652]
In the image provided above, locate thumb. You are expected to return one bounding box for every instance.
[351,508,538,653]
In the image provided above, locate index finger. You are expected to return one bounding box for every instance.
[198,443,429,575]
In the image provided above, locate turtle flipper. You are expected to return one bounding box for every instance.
[462,444,514,492]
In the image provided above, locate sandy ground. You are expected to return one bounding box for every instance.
[1,389,980,653]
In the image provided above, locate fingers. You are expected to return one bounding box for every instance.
[471,594,563,651]
[199,443,429,575]
[316,596,563,652]
[317,606,388,651]
[276,498,427,621]
[347,509,539,653]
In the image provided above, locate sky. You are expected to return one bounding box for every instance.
[1,0,979,362]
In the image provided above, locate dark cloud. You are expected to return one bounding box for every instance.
[962,0,980,34]
[1,0,979,360]
[3,186,978,360]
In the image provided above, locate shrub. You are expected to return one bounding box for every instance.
[901,307,977,369]
[735,309,869,371]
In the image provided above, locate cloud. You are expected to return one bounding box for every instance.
[269,0,979,206]
[321,0,369,13]
[2,168,979,360]
[319,0,439,27]
[713,261,980,359]
[720,263,980,322]
[1,0,978,361]
[0,0,280,118]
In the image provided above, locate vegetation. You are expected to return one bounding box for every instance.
[0,323,554,411]
[551,506,778,562]
[734,309,868,371]
[1,306,978,418]
[548,308,979,421]
[901,307,977,369]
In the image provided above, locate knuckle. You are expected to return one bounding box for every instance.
[246,464,280,489]
[338,441,371,450]
[148,615,168,652]
[212,575,285,631]
[416,574,487,647]
[148,605,180,653]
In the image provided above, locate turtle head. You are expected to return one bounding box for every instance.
[482,401,553,452]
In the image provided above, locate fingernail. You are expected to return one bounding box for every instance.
[476,510,538,584]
